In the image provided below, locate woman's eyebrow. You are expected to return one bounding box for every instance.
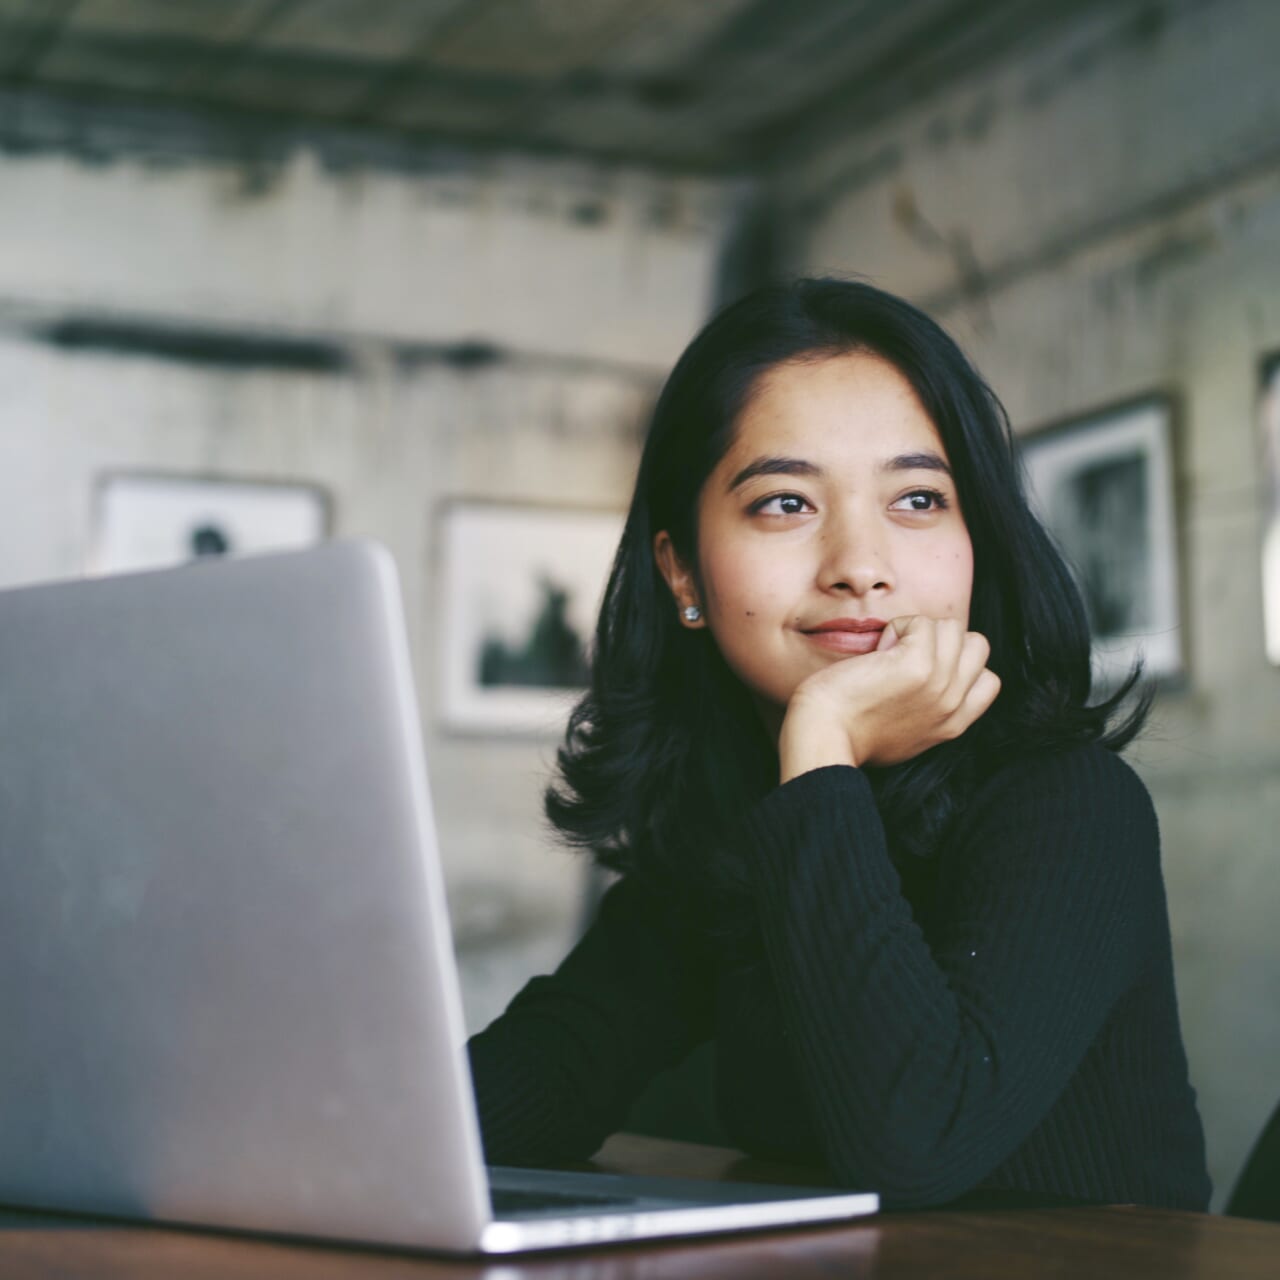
[881,450,952,476]
[728,450,951,492]
[727,456,822,492]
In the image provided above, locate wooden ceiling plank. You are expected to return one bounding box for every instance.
[64,0,279,44]
[750,0,1093,166]
[23,27,197,97]
[589,0,757,78]
[423,0,639,77]
[0,0,66,20]
[645,0,902,139]
[478,0,678,151]
[254,0,462,63]
[340,0,489,123]
[163,0,309,95]
[518,0,883,162]
[211,49,388,119]
[2,0,82,81]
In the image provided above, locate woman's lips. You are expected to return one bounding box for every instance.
[803,628,884,654]
[801,619,887,655]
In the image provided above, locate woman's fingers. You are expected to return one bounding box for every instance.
[888,614,937,683]
[907,623,998,743]
[932,618,966,689]
[968,667,1002,722]
[876,617,903,652]
[892,616,967,703]
[948,631,991,699]
[887,613,928,650]
[939,633,999,735]
[795,616,998,767]
[941,667,1002,739]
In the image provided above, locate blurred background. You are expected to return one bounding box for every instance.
[1,0,1277,1210]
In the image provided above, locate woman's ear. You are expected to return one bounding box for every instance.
[653,531,706,628]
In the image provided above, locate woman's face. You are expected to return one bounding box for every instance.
[657,352,975,718]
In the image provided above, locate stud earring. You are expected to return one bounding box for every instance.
[682,605,702,623]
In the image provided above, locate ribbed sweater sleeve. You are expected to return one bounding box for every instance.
[467,872,713,1166]
[742,746,1157,1207]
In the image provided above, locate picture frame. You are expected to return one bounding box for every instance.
[437,500,624,735]
[1019,396,1183,687]
[90,471,331,576]
[1261,354,1280,666]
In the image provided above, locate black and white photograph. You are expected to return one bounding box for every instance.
[1020,398,1182,686]
[90,473,330,576]
[438,501,623,734]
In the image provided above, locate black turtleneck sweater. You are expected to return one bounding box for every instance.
[467,744,1210,1210]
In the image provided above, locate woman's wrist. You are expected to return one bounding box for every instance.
[778,704,860,784]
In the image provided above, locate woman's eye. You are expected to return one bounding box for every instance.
[892,489,948,513]
[753,493,812,516]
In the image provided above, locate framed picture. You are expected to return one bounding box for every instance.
[1262,355,1280,666]
[438,501,624,734]
[90,472,330,576]
[1020,397,1183,687]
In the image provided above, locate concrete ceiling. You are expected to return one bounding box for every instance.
[0,0,1093,170]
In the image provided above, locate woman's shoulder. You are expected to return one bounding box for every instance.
[953,741,1159,861]
[971,738,1152,804]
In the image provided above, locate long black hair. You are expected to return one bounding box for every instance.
[546,278,1147,915]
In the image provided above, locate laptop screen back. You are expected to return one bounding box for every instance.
[0,542,491,1251]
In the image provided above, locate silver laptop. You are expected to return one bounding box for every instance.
[0,540,877,1254]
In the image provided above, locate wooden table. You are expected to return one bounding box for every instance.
[2,1135,1276,1279]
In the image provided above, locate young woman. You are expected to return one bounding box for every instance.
[467,278,1211,1211]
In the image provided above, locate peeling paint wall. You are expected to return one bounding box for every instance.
[776,0,1280,1208]
[0,119,743,1032]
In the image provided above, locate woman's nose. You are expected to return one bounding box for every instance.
[817,513,893,596]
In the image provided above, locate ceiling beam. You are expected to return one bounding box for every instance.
[159,0,309,97]
[3,0,83,81]
[342,0,493,124]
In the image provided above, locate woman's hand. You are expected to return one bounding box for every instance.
[777,616,1001,784]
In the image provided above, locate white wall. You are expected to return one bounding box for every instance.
[775,0,1280,1207]
[0,125,743,1032]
